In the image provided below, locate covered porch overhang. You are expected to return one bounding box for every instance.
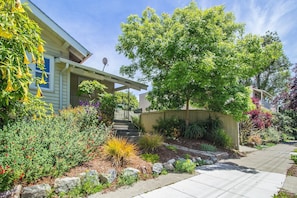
[55,57,148,92]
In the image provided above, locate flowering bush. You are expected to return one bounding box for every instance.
[247,109,272,129]
[0,166,15,192]
[0,106,111,188]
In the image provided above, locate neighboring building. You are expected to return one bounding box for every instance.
[251,87,276,111]
[24,0,147,112]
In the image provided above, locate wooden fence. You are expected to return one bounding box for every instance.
[140,110,239,149]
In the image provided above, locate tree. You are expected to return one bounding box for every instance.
[114,91,138,110]
[0,0,45,126]
[241,31,291,96]
[116,2,282,126]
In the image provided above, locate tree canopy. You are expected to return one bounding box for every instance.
[116,2,282,123]
[114,91,138,110]
[241,31,291,96]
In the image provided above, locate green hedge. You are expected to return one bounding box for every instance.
[0,106,111,189]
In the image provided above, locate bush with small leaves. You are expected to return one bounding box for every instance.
[184,122,206,139]
[174,159,196,174]
[140,153,160,163]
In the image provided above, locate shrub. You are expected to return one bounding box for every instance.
[140,153,160,163]
[247,109,272,129]
[247,134,262,146]
[117,173,138,186]
[131,116,144,132]
[291,155,297,164]
[203,117,222,141]
[200,144,217,152]
[174,159,196,174]
[138,134,164,153]
[166,145,177,153]
[261,127,281,143]
[0,165,15,192]
[184,122,205,139]
[103,137,137,167]
[0,106,110,186]
[153,117,186,139]
[214,129,233,148]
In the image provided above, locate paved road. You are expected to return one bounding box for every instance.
[90,143,297,198]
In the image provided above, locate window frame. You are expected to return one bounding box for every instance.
[29,54,55,92]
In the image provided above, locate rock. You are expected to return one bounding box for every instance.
[152,163,163,174]
[12,185,22,198]
[210,156,218,163]
[167,159,176,165]
[140,166,148,174]
[80,170,100,186]
[21,184,51,198]
[0,190,13,198]
[204,159,214,165]
[122,168,139,178]
[192,157,202,163]
[216,152,229,160]
[54,177,80,193]
[99,169,117,184]
[163,162,175,171]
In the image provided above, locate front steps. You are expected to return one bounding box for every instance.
[113,120,141,142]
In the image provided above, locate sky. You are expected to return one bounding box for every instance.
[29,0,297,97]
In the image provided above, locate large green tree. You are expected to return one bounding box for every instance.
[114,91,138,110]
[116,2,282,125]
[0,0,46,126]
[241,31,291,96]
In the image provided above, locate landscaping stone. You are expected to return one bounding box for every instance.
[167,159,176,165]
[152,163,164,174]
[122,168,140,177]
[0,189,13,198]
[12,185,22,198]
[193,157,202,163]
[99,169,117,184]
[210,156,218,163]
[204,159,214,165]
[80,170,100,186]
[54,177,80,193]
[163,162,175,171]
[21,184,51,198]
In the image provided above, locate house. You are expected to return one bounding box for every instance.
[251,87,276,111]
[24,0,147,112]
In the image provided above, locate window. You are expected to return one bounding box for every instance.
[30,54,54,91]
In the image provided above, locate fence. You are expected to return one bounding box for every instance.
[140,110,239,149]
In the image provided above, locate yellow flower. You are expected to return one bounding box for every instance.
[0,29,13,39]
[5,79,14,92]
[25,66,32,78]
[16,66,23,78]
[31,53,36,63]
[37,44,45,53]
[23,52,30,65]
[23,93,29,103]
[39,75,47,85]
[36,86,43,98]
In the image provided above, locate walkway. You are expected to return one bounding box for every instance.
[89,143,297,198]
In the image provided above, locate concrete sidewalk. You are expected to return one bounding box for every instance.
[134,163,285,198]
[90,143,297,198]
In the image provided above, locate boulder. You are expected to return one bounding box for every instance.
[99,169,117,184]
[204,159,214,165]
[79,170,100,186]
[54,177,80,193]
[167,159,176,165]
[163,162,174,171]
[152,163,163,174]
[122,168,139,178]
[21,184,51,198]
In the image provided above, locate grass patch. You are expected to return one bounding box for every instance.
[140,153,160,163]
[200,143,217,152]
[166,145,177,153]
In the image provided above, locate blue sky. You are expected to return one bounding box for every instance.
[30,0,297,96]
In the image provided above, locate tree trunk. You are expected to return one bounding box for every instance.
[185,98,190,128]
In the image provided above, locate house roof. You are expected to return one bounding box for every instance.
[56,57,148,91]
[23,0,92,63]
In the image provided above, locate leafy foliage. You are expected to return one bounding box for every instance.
[184,122,206,139]
[0,165,15,192]
[0,106,111,186]
[153,117,185,139]
[117,2,282,122]
[140,153,160,163]
[117,173,138,186]
[103,137,137,167]
[291,155,297,165]
[115,91,139,110]
[138,134,164,153]
[174,159,196,174]
[260,127,281,143]
[200,144,217,152]
[0,0,46,127]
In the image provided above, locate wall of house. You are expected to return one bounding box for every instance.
[140,110,239,149]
